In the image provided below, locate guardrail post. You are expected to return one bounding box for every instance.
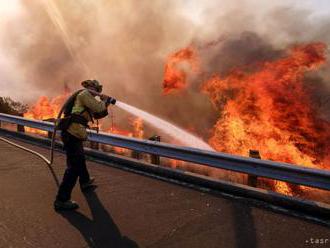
[247,150,260,187]
[131,149,142,159]
[90,127,99,150]
[44,118,56,139]
[17,113,25,133]
[131,134,149,160]
[149,135,161,165]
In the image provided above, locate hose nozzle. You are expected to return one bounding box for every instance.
[105,96,116,105]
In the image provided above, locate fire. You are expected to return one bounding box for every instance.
[163,45,200,94]
[163,42,330,195]
[169,159,185,169]
[102,118,144,155]
[24,94,68,121]
[24,84,70,122]
[24,92,69,134]
[202,43,329,168]
[131,117,144,139]
[108,127,132,155]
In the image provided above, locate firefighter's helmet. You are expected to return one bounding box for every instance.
[81,79,103,93]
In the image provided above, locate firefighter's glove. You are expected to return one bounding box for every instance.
[100,94,116,106]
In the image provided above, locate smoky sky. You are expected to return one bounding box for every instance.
[0,0,329,137]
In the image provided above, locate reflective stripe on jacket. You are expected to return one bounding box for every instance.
[67,89,107,140]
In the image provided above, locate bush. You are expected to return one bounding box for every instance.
[0,97,27,115]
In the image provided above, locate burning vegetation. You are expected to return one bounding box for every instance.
[24,95,68,121]
[162,41,330,195]
[163,42,330,167]
[23,86,70,134]
[202,43,330,169]
[163,46,200,94]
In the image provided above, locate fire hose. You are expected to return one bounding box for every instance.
[0,89,114,166]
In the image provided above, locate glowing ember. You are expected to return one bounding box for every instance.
[163,45,200,94]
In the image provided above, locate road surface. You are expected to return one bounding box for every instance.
[0,139,329,248]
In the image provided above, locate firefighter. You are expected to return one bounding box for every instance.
[54,80,116,211]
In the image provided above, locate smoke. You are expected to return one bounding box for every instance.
[188,2,330,123]
[0,0,329,136]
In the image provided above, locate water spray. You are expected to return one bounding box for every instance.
[88,89,213,151]
[115,101,213,151]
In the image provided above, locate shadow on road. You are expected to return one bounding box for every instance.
[59,188,139,248]
[231,202,257,248]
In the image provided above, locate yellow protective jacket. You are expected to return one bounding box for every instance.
[67,89,107,140]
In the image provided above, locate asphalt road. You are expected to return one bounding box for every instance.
[0,139,329,248]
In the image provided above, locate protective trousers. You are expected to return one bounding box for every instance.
[56,131,90,201]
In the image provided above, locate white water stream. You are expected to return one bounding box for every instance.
[116,101,214,151]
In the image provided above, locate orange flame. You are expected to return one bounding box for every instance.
[202,43,329,167]
[24,94,68,121]
[131,117,144,139]
[103,118,144,155]
[202,43,329,195]
[163,42,330,195]
[110,127,132,155]
[24,92,69,135]
[163,45,200,94]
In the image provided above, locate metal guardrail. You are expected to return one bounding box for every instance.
[1,113,330,191]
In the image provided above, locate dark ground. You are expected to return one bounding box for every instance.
[0,139,329,248]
